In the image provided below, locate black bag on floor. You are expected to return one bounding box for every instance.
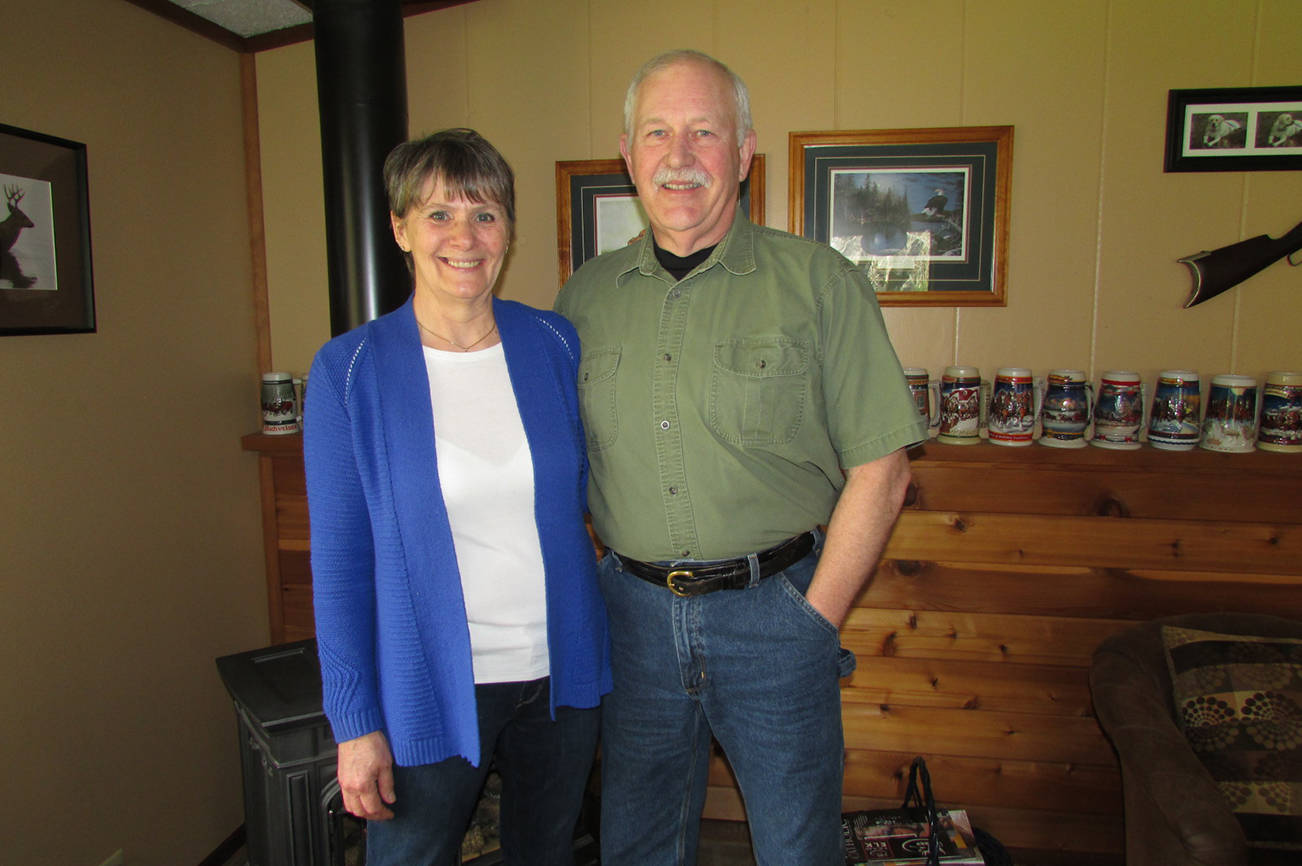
[841,756,1013,866]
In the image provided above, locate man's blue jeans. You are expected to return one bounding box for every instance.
[597,534,853,865]
[365,677,599,866]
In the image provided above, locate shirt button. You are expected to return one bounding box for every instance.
[670,288,681,299]
[681,550,691,557]
[669,486,678,495]
[660,419,670,430]
[663,353,672,362]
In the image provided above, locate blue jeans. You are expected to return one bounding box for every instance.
[365,678,599,866]
[597,534,854,866]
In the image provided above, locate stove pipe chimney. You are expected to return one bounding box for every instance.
[313,0,410,336]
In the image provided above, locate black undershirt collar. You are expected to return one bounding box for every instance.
[653,239,717,281]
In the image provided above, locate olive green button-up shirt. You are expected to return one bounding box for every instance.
[555,212,926,563]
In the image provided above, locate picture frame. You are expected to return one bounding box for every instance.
[1165,86,1302,173]
[0,122,96,335]
[555,154,765,284]
[789,126,1012,307]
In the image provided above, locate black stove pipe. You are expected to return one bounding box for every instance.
[313,0,409,336]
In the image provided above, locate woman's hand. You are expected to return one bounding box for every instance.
[337,730,397,820]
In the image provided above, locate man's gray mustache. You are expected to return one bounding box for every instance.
[651,168,711,187]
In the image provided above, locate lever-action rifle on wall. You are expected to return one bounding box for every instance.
[1180,218,1302,308]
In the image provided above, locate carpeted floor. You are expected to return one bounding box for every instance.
[216,818,755,865]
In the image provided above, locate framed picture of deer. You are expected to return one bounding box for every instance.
[1,123,95,335]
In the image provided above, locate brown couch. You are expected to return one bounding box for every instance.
[1090,612,1302,866]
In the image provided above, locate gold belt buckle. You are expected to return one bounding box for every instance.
[666,569,694,597]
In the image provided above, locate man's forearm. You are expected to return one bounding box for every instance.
[803,448,912,628]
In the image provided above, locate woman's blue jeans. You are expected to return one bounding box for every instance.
[596,535,853,865]
[365,677,599,866]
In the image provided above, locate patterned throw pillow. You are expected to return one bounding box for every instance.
[1163,625,1302,852]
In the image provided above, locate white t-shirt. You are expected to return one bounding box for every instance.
[424,343,550,684]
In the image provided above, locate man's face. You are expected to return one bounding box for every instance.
[620,60,757,256]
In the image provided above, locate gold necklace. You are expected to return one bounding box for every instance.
[416,317,498,352]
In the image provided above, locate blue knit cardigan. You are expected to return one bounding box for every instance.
[303,296,612,768]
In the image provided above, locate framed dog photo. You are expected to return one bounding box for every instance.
[555,154,765,285]
[1165,86,1302,172]
[0,122,96,335]
[789,126,1012,307]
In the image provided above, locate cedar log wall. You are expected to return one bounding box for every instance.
[242,433,1302,857]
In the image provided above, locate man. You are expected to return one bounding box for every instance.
[555,50,927,865]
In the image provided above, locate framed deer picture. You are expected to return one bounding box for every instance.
[1,123,95,335]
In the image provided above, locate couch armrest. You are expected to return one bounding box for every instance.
[1091,646,1248,866]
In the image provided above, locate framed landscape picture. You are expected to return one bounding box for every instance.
[789,126,1012,307]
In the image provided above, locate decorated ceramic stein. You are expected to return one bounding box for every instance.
[261,372,299,435]
[1090,371,1146,450]
[1201,374,1258,453]
[986,367,1039,447]
[1039,370,1093,448]
[937,366,983,445]
[903,367,940,434]
[1258,371,1302,453]
[1148,370,1201,451]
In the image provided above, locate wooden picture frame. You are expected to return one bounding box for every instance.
[555,154,765,285]
[0,122,96,335]
[789,127,1012,307]
[1165,86,1302,172]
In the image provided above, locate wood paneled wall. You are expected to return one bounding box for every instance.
[708,442,1301,856]
[245,433,1302,856]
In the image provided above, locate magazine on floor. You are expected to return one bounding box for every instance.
[841,807,985,865]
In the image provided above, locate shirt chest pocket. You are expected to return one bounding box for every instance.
[577,347,621,451]
[709,338,810,446]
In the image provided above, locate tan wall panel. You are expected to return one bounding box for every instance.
[1233,0,1302,376]
[1095,0,1255,378]
[404,6,472,136]
[465,0,590,309]
[258,0,1301,386]
[586,0,721,157]
[717,0,837,232]
[255,41,329,376]
[833,0,966,369]
[2,1,266,863]
[960,0,1107,372]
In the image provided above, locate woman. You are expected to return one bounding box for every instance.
[304,128,611,865]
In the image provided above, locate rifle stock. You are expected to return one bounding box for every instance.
[1180,218,1302,308]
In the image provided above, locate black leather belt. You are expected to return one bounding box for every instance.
[617,532,816,597]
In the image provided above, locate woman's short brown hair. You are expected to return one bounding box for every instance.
[383,128,516,226]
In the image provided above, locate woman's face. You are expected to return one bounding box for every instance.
[391,176,509,308]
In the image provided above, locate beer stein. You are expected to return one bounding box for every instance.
[1039,370,1093,448]
[1258,371,1302,453]
[1090,371,1146,450]
[903,367,940,434]
[986,367,1039,447]
[261,372,299,435]
[1147,370,1201,451]
[1200,374,1258,453]
[937,366,983,445]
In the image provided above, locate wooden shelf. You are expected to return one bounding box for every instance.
[241,431,303,454]
[910,437,1302,472]
[241,429,1301,856]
